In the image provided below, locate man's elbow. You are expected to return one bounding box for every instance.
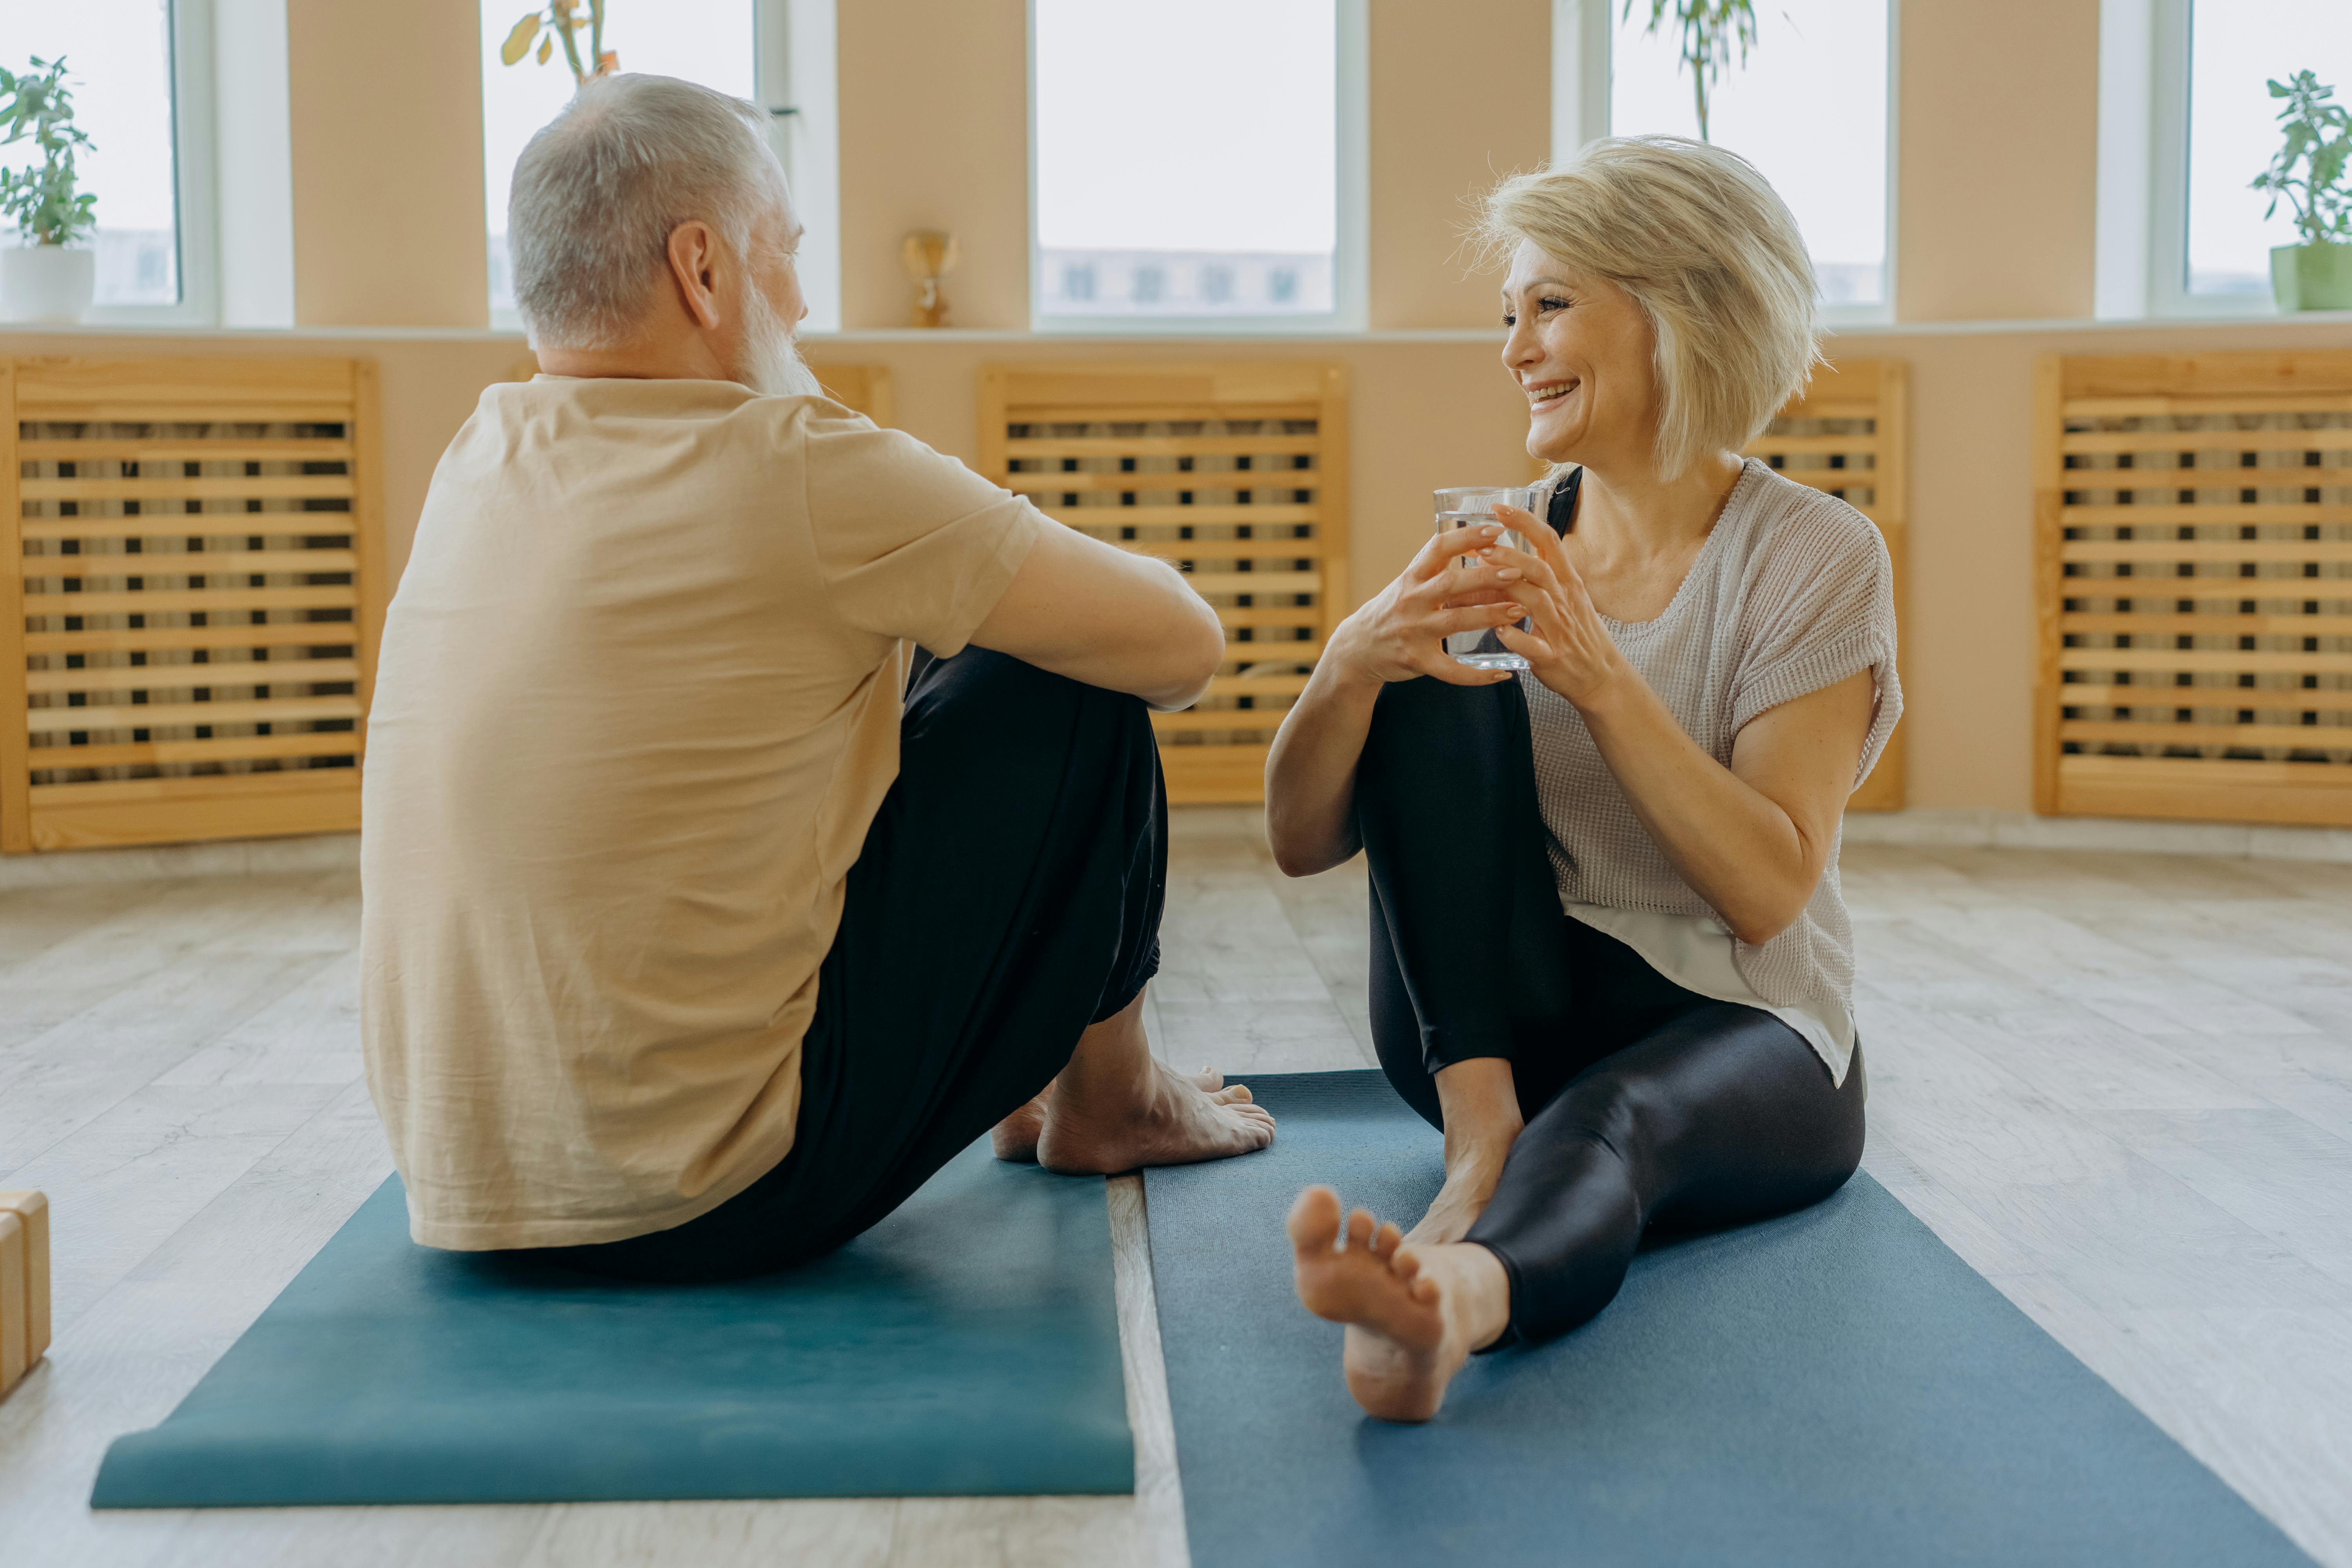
[1152,597,1225,710]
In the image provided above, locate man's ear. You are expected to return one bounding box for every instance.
[665,221,723,330]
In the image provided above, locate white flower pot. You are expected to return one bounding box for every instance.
[1,245,97,324]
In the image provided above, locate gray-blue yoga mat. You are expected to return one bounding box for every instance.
[93,1139,1131,1508]
[1146,1071,2312,1568]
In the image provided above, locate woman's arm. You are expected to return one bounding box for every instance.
[1264,523,1529,877]
[1485,507,1877,946]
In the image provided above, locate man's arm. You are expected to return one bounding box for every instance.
[969,521,1227,710]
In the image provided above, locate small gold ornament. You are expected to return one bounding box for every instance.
[901,230,960,329]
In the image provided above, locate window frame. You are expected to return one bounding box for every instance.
[1024,0,1370,336]
[2136,0,2284,319]
[64,0,221,327]
[483,0,840,334]
[1550,0,1899,330]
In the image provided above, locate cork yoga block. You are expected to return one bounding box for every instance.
[0,1190,51,1397]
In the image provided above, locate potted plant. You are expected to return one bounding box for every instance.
[0,56,99,324]
[2253,70,2352,312]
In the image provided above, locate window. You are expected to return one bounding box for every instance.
[479,0,840,331]
[2181,0,2352,299]
[1031,0,1366,329]
[1571,0,1892,319]
[0,0,215,321]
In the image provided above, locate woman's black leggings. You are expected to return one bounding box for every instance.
[1356,671,1866,1347]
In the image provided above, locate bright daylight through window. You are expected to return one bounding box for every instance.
[0,0,181,307]
[481,0,757,322]
[1609,0,1887,310]
[1033,0,1338,321]
[2184,0,2352,297]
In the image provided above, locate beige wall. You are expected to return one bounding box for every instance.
[17,0,2347,816]
[1895,0,2102,322]
[1367,0,1553,328]
[255,0,2121,332]
[15,314,2352,816]
[836,0,1031,329]
[286,0,490,328]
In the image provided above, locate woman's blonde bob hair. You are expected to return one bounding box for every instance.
[1477,136,1822,481]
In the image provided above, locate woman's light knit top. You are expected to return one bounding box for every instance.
[1521,459,1902,1053]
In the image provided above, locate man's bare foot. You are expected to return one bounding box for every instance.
[1288,1185,1510,1423]
[1035,1060,1272,1174]
[993,1070,1227,1163]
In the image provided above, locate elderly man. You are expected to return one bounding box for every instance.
[361,74,1271,1281]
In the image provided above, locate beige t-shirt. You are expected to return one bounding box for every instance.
[361,376,1044,1250]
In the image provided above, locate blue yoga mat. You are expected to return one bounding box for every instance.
[93,1140,1132,1507]
[1146,1071,2313,1568]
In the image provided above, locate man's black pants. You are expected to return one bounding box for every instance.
[543,648,1166,1283]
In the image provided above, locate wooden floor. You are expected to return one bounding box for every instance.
[3,809,2350,1566]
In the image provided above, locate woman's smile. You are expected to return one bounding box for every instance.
[1523,378,1577,413]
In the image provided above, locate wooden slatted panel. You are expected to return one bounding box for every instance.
[2,356,383,852]
[807,364,897,427]
[979,361,1348,804]
[2034,351,2352,827]
[1747,357,1909,811]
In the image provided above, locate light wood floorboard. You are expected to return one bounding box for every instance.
[2,814,2349,1565]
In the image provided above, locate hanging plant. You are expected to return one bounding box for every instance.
[500,0,619,85]
[0,56,98,247]
[1622,0,1759,144]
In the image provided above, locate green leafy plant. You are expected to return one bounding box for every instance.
[2252,70,2352,246]
[1624,0,1759,144]
[500,1,618,85]
[0,56,97,247]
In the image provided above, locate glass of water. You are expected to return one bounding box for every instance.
[1434,486,1541,671]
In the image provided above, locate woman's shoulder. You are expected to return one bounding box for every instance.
[1723,461,1891,582]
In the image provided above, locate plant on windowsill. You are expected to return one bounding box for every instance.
[2253,70,2352,312]
[500,0,620,84]
[0,56,99,325]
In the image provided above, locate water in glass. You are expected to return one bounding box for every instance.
[1434,486,1541,671]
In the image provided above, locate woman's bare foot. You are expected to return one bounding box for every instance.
[993,1070,1227,1163]
[1402,1142,1510,1246]
[1037,1061,1272,1174]
[1288,1185,1511,1423]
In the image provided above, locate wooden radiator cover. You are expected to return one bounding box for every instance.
[2034,351,2352,828]
[1747,358,1909,813]
[2,356,383,853]
[979,361,1348,805]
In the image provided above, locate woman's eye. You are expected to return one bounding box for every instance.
[1501,313,1517,327]
[1538,296,1570,312]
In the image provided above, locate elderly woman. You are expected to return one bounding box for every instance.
[1267,137,1900,1422]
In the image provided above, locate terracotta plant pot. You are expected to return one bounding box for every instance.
[0,245,96,323]
[2270,242,2352,312]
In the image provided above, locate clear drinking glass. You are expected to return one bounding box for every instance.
[1434,485,1541,671]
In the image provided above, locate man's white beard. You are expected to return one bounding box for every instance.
[739,284,825,399]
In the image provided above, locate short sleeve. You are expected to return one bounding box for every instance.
[1727,498,1904,789]
[800,408,1044,654]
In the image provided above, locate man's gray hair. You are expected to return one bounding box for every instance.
[509,74,786,350]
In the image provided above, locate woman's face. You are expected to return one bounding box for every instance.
[1499,240,1659,474]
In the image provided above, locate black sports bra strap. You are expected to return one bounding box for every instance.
[1544,466,1583,537]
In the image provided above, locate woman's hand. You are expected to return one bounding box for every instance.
[1329,520,1530,688]
[1481,503,1633,711]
